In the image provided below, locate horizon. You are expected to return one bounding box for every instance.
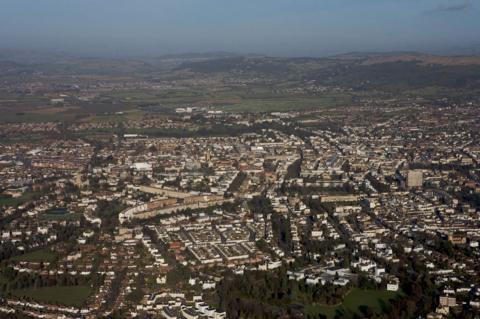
[1,47,480,62]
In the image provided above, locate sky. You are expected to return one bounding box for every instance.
[0,0,479,57]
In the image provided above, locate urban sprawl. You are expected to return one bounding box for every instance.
[1,94,480,319]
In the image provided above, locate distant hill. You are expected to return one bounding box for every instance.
[361,54,480,66]
[177,56,293,74]
[40,57,154,75]
[156,51,243,61]
[0,48,73,64]
[146,52,264,69]
[331,51,423,61]
[176,52,480,91]
[2,49,480,92]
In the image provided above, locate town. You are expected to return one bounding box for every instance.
[1,93,479,318]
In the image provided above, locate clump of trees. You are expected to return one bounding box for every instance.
[0,266,97,294]
[96,199,126,231]
[271,214,293,254]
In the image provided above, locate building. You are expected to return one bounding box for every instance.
[407,170,423,188]
[448,232,467,245]
[439,296,457,307]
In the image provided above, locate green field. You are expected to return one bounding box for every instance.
[12,285,92,307]
[38,207,82,221]
[0,196,24,207]
[0,103,80,123]
[82,108,146,123]
[219,96,349,112]
[304,288,402,318]
[106,88,208,105]
[39,212,82,221]
[11,249,57,263]
[0,191,46,207]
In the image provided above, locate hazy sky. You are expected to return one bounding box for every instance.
[0,0,479,57]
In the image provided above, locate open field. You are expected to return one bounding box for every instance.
[0,88,353,124]
[0,191,46,207]
[304,288,402,318]
[80,108,147,123]
[105,88,209,105]
[218,95,350,112]
[12,285,92,307]
[39,212,82,221]
[11,248,57,263]
[0,108,80,124]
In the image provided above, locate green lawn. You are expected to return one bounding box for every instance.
[39,212,82,221]
[0,197,24,207]
[12,285,92,307]
[0,111,78,124]
[11,249,57,263]
[305,288,402,318]
[218,96,349,112]
[0,191,47,207]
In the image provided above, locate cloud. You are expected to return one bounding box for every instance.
[426,1,473,13]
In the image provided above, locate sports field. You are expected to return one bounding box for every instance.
[304,288,402,318]
[12,285,92,307]
[11,248,57,263]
